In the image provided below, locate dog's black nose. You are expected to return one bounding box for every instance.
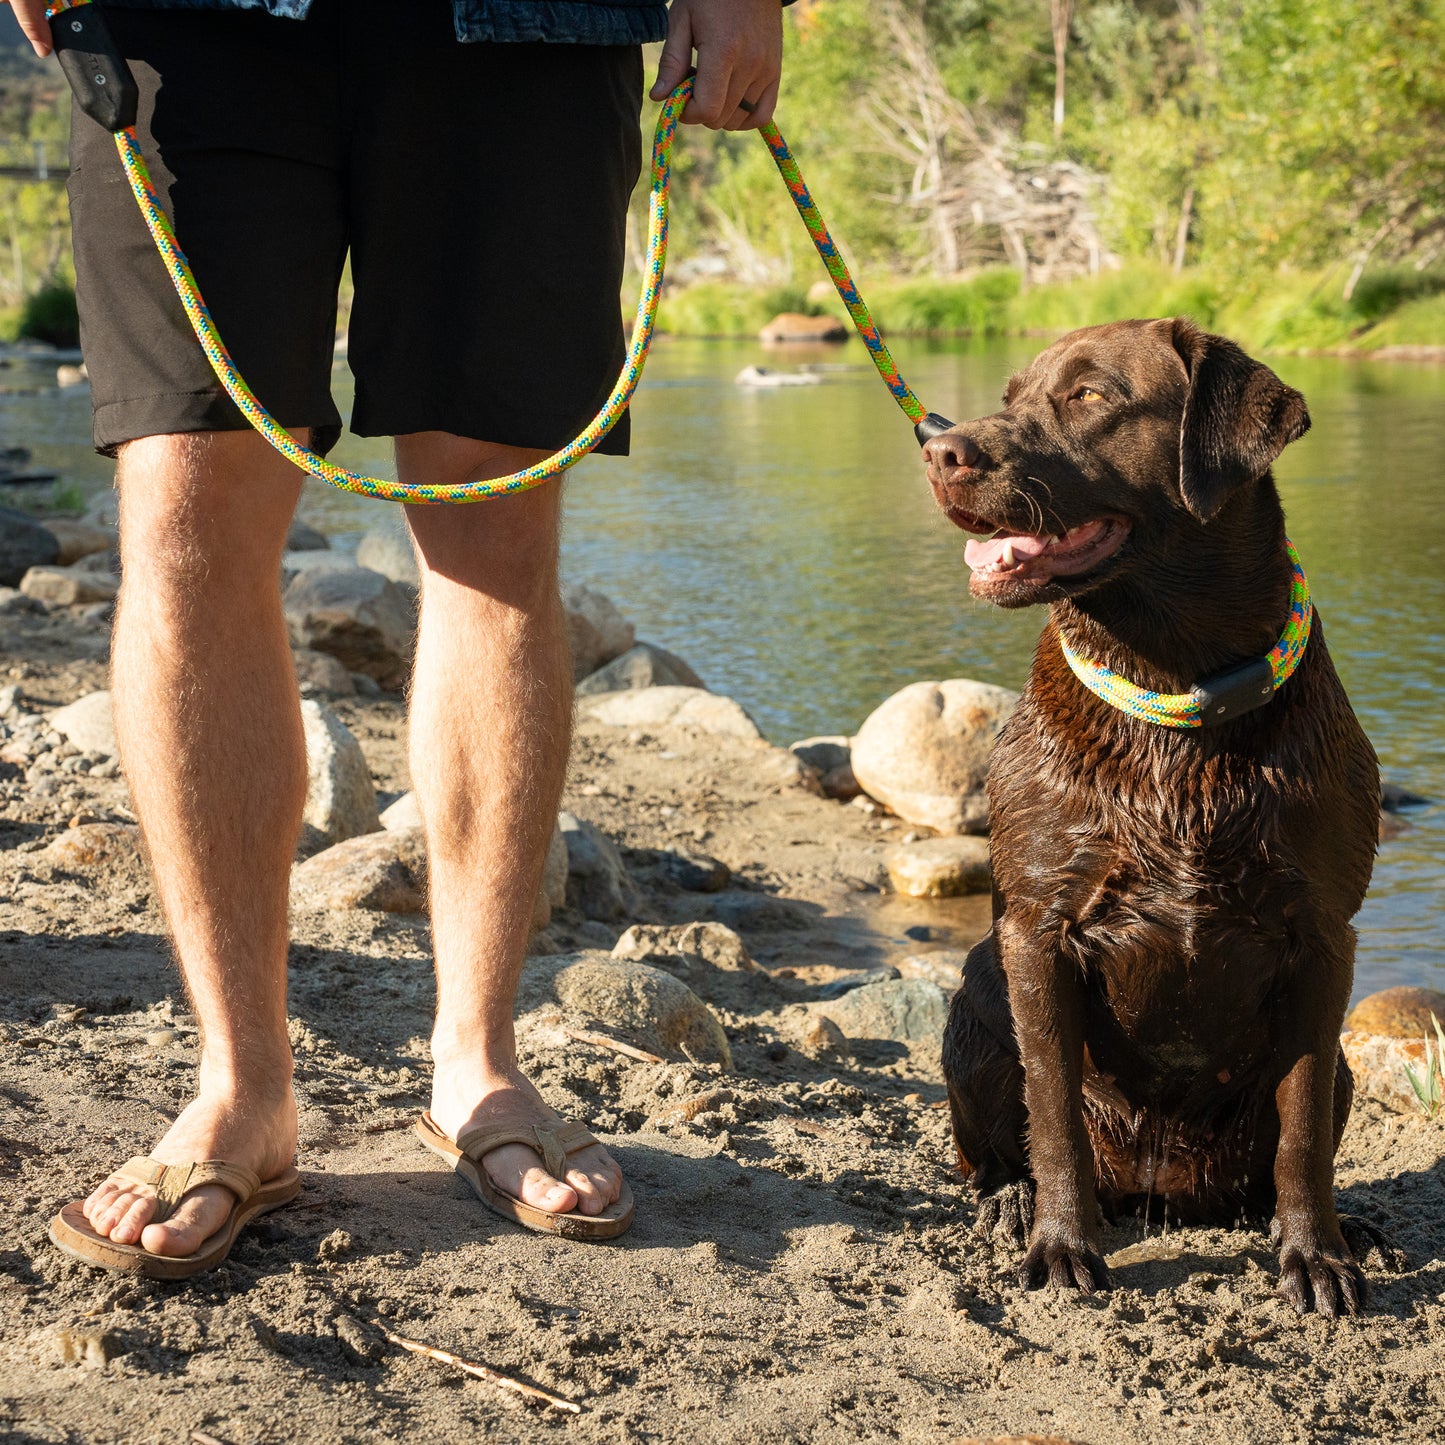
[923,433,981,473]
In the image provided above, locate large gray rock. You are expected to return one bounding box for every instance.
[356,509,420,588]
[850,679,1018,834]
[301,699,381,847]
[557,811,633,920]
[291,828,426,913]
[812,977,950,1045]
[563,582,634,680]
[578,685,761,741]
[575,642,705,697]
[551,957,732,1067]
[48,690,117,756]
[0,504,60,586]
[284,566,415,691]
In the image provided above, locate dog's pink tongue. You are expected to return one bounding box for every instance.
[963,532,1052,571]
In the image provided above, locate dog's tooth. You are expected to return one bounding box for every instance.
[1002,540,1016,567]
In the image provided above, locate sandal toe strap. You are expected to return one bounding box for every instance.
[115,1157,261,1224]
[455,1121,600,1182]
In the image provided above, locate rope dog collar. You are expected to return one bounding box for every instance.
[46,0,955,504]
[1057,539,1313,729]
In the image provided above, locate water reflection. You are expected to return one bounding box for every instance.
[2,337,1440,997]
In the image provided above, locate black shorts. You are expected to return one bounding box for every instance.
[69,0,644,457]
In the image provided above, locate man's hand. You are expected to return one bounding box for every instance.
[4,0,54,58]
[650,0,783,132]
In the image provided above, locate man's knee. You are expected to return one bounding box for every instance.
[115,431,305,593]
[399,433,562,593]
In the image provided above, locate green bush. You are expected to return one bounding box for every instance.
[656,281,817,337]
[17,282,79,349]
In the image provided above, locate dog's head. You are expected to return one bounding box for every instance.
[921,318,1310,607]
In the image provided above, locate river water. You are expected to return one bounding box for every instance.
[2,336,1441,999]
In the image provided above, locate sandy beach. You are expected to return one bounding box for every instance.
[2,593,1444,1445]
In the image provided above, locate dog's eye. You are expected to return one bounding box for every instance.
[1071,386,1106,403]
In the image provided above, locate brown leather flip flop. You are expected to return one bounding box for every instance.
[48,1158,302,1279]
[415,1111,633,1241]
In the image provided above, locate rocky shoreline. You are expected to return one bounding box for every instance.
[2,498,1444,1444]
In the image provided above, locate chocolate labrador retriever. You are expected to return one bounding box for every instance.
[922,318,1383,1317]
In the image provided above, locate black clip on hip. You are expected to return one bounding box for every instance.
[50,6,139,133]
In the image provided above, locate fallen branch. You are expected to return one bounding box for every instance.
[370,1320,583,1414]
[563,1027,663,1064]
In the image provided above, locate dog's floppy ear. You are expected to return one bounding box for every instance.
[1170,317,1310,521]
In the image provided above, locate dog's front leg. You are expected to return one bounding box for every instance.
[1271,951,1366,1318]
[1000,916,1111,1295]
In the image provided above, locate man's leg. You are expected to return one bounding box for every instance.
[81,432,305,1255]
[400,432,622,1217]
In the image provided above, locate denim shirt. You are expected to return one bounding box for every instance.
[100,0,671,46]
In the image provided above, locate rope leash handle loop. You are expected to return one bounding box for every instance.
[46,0,938,504]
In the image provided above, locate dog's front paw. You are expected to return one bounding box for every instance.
[1339,1214,1408,1274]
[1277,1238,1367,1318]
[973,1178,1034,1245]
[1017,1227,1111,1295]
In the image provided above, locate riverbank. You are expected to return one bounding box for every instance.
[2,518,1445,1442]
[655,264,1445,358]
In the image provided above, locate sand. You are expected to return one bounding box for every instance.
[2,602,1443,1445]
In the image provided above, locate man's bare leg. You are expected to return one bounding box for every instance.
[81,432,304,1255]
[400,433,622,1217]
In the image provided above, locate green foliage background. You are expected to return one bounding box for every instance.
[1,0,1442,352]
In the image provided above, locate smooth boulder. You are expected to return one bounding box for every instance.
[48,690,117,757]
[851,679,1018,834]
[19,563,118,607]
[886,835,992,897]
[579,685,761,741]
[42,518,117,566]
[284,566,415,691]
[301,699,380,847]
[1345,986,1445,1038]
[552,957,732,1067]
[759,312,848,343]
[575,642,705,697]
[292,828,426,913]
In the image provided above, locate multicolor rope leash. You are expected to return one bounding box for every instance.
[1058,540,1313,728]
[46,0,949,504]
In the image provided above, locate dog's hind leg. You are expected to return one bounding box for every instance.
[943,932,1033,1242]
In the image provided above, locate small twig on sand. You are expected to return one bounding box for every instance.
[562,1027,663,1065]
[370,1319,583,1414]
[190,1431,234,1445]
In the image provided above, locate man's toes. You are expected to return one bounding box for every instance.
[107,1194,158,1245]
[83,1181,121,1223]
[517,1165,578,1215]
[82,1183,123,1229]
[92,1189,148,1238]
[138,1187,230,1258]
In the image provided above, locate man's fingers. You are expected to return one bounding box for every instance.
[648,9,693,100]
[683,43,735,128]
[725,79,779,133]
[7,1,55,58]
